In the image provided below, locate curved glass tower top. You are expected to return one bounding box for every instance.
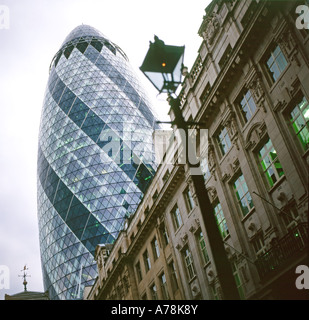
[37,25,158,300]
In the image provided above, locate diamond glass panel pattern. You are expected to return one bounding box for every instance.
[38,25,158,300]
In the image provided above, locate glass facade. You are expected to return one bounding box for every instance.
[37,25,158,300]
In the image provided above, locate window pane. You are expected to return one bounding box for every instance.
[266,46,287,82]
[214,202,229,238]
[259,139,284,187]
[240,90,256,122]
[234,174,254,216]
[290,97,309,150]
[171,205,182,230]
[217,127,232,155]
[277,52,288,72]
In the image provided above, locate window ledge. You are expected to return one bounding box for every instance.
[267,175,286,194]
[268,63,290,95]
[241,207,256,223]
[302,147,309,160]
[202,260,211,270]
[240,108,260,134]
[188,275,197,285]
[218,146,233,165]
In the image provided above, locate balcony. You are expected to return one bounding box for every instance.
[255,223,308,280]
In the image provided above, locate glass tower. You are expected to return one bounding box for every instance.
[37,25,158,300]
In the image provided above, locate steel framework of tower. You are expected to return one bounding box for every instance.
[37,25,158,300]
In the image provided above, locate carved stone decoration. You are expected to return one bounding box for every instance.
[277,29,297,56]
[211,169,217,181]
[181,233,188,243]
[223,105,239,140]
[195,218,200,228]
[208,143,216,170]
[201,13,221,46]
[232,137,240,151]
[277,29,300,67]
[231,158,240,173]
[185,174,200,207]
[249,74,264,101]
[190,279,201,298]
[207,186,217,202]
[245,121,267,151]
[248,73,267,112]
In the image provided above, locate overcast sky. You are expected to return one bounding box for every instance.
[0,0,210,299]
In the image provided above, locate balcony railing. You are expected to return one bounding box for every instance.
[255,223,308,279]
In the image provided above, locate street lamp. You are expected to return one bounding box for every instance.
[140,36,185,94]
[140,36,240,300]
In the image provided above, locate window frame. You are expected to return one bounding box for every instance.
[151,236,160,261]
[213,201,229,239]
[251,232,267,258]
[257,138,284,188]
[289,95,309,151]
[171,204,183,231]
[135,261,143,282]
[196,230,210,265]
[233,173,254,217]
[216,126,232,157]
[182,245,196,280]
[150,283,158,300]
[183,187,195,213]
[168,260,179,292]
[239,89,257,123]
[143,249,151,273]
[160,222,169,247]
[159,272,170,300]
[264,44,288,84]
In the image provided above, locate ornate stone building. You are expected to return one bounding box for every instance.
[84,0,308,300]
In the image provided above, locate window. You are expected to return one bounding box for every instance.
[171,204,183,231]
[240,90,257,122]
[217,127,232,156]
[258,139,284,187]
[184,187,195,212]
[266,45,288,82]
[197,231,210,264]
[233,174,254,216]
[160,273,170,299]
[210,284,223,300]
[214,202,229,239]
[281,205,299,229]
[143,250,151,272]
[201,157,211,181]
[135,261,142,282]
[231,261,245,300]
[289,96,309,151]
[168,261,179,292]
[150,283,158,300]
[160,222,169,247]
[151,237,160,260]
[183,246,196,280]
[251,233,267,258]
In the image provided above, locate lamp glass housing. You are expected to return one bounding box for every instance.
[140,36,185,94]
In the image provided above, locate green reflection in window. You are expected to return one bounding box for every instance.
[258,138,284,187]
[290,96,309,151]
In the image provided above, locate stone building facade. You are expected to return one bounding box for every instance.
[84,0,308,300]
